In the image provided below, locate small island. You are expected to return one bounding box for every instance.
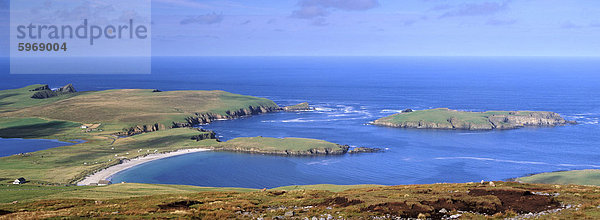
[215,136,380,156]
[372,108,575,130]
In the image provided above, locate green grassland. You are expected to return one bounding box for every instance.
[2,182,600,219]
[0,84,83,113]
[0,183,257,203]
[0,183,382,204]
[517,170,600,186]
[2,87,278,128]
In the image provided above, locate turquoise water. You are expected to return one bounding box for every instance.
[1,57,599,188]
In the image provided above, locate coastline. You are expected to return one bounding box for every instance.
[77,148,211,186]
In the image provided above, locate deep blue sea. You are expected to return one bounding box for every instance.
[1,57,599,188]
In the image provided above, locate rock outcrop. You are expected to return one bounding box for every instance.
[118,105,280,136]
[348,147,383,154]
[373,108,576,130]
[282,102,312,111]
[191,129,218,141]
[30,84,77,99]
[118,123,168,136]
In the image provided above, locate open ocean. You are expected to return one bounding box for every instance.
[1,57,599,188]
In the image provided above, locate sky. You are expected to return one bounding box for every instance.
[2,0,600,56]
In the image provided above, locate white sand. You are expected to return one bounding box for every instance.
[77,148,211,186]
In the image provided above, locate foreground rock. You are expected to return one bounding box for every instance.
[373,108,576,130]
[30,84,77,99]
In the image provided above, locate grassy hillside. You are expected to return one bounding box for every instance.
[0,183,382,204]
[2,182,599,219]
[3,87,279,128]
[517,170,600,186]
[0,84,82,113]
[0,183,257,203]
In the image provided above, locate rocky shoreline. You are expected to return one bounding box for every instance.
[117,102,311,136]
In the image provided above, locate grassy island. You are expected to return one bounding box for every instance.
[373,108,574,130]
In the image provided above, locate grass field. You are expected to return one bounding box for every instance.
[0,183,257,203]
[0,183,384,204]
[517,170,600,186]
[0,117,83,140]
[2,87,279,128]
[0,84,83,114]
[2,182,600,219]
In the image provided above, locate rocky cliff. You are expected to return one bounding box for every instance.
[29,83,77,99]
[30,84,77,99]
[191,129,218,141]
[373,109,576,130]
[118,105,280,136]
[282,102,312,111]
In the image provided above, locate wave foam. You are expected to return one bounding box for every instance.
[435,157,600,168]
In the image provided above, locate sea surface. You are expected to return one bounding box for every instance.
[1,57,599,188]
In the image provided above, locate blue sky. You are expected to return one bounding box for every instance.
[2,0,600,56]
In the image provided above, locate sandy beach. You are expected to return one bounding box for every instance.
[77,148,211,186]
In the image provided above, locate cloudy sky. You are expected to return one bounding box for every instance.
[2,0,600,56]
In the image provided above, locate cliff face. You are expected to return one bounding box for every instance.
[118,105,280,136]
[119,123,168,136]
[191,129,218,141]
[30,84,77,99]
[373,109,576,131]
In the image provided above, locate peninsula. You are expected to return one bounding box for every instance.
[372,108,575,130]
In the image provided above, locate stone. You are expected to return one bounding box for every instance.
[285,211,294,217]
